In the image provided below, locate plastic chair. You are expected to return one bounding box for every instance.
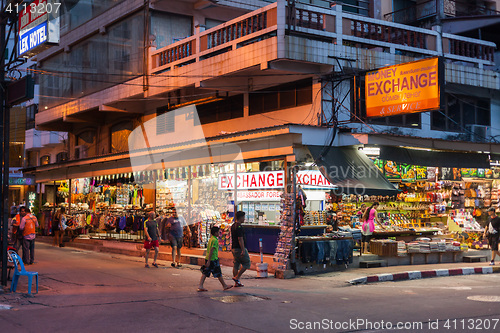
[8,251,38,294]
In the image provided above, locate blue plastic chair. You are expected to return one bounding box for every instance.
[8,251,38,294]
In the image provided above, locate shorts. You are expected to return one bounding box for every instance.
[488,235,499,251]
[169,235,183,249]
[144,240,159,249]
[201,259,222,278]
[361,234,372,243]
[232,248,251,271]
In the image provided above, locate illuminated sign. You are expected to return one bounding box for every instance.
[365,57,442,118]
[9,177,34,185]
[218,171,285,190]
[19,22,47,56]
[297,170,336,187]
[237,191,282,201]
[18,0,60,57]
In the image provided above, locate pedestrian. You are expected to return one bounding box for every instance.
[10,202,17,218]
[19,206,39,265]
[483,207,500,265]
[144,211,160,268]
[198,226,233,292]
[11,206,27,252]
[231,211,251,287]
[361,202,384,254]
[167,209,191,267]
[53,207,66,247]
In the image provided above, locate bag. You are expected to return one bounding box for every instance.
[61,216,68,230]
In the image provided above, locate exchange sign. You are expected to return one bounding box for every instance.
[365,57,443,118]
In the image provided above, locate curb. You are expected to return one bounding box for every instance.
[348,266,500,285]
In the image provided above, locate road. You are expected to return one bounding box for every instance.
[1,243,500,332]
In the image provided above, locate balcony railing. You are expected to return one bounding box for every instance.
[150,0,496,74]
[385,0,500,25]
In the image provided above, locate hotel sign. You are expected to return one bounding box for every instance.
[365,57,443,118]
[18,0,60,57]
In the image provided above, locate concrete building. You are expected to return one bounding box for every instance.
[27,0,500,225]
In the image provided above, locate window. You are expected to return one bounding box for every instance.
[56,152,68,163]
[76,130,97,157]
[249,79,313,116]
[341,0,370,17]
[111,122,133,153]
[26,105,38,130]
[197,95,244,125]
[156,107,175,135]
[431,94,490,132]
[369,113,421,128]
[40,155,50,165]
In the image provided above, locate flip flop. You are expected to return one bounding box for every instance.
[145,264,149,268]
[197,288,208,292]
[223,285,233,291]
[152,263,158,268]
[232,278,244,287]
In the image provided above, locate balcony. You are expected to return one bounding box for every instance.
[151,0,495,76]
[384,0,500,26]
[25,129,66,150]
[36,0,497,129]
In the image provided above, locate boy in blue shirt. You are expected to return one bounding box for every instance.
[198,226,233,292]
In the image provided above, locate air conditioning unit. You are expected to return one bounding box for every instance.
[74,145,88,159]
[465,125,491,142]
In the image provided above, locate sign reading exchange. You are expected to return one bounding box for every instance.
[365,57,442,118]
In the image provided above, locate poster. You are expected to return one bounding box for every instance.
[400,164,416,183]
[416,166,427,180]
[384,161,401,180]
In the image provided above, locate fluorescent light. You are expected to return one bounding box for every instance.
[360,147,380,156]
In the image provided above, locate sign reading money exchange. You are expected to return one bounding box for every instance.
[365,57,443,118]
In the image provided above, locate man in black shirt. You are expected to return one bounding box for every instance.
[144,212,160,268]
[231,211,251,287]
[484,207,500,265]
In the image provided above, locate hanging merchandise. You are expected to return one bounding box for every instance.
[273,193,295,271]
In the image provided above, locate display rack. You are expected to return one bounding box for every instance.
[273,193,294,270]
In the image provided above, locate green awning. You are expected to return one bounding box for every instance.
[307,146,399,196]
[379,146,491,168]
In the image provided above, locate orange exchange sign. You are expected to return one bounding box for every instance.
[365,57,441,118]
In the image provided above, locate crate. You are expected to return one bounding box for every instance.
[370,241,398,257]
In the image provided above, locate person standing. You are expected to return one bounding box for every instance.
[484,207,500,265]
[197,226,233,292]
[19,207,39,265]
[10,203,17,218]
[231,211,251,287]
[144,212,160,268]
[53,207,66,247]
[361,202,383,254]
[167,209,191,267]
[11,206,28,252]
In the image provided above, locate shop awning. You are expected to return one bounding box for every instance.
[307,146,399,196]
[379,146,491,168]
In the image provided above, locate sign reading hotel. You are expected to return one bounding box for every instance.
[365,57,442,118]
[18,0,61,57]
[218,171,285,190]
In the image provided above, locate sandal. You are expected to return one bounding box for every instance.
[176,263,182,267]
[152,263,158,268]
[145,264,149,268]
[232,278,244,287]
[223,285,233,291]
[171,263,176,268]
[197,288,208,292]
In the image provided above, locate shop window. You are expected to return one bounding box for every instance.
[249,79,313,116]
[431,94,490,132]
[111,122,133,154]
[40,155,50,165]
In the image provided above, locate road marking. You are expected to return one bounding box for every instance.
[0,304,12,310]
[441,286,472,290]
[467,295,500,302]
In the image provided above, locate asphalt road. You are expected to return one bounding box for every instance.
[1,243,499,333]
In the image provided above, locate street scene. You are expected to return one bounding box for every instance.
[1,0,500,332]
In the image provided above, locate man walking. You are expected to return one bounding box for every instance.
[167,209,191,267]
[484,207,500,265]
[231,211,251,287]
[144,212,160,268]
[19,207,39,265]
